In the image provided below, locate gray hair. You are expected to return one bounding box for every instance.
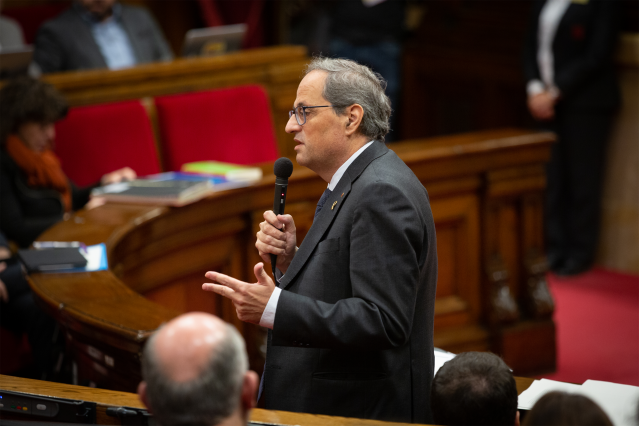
[141,322,248,426]
[306,57,392,142]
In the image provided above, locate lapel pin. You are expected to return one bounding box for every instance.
[341,193,344,197]
[331,201,337,210]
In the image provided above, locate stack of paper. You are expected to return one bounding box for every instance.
[433,348,456,376]
[581,380,639,426]
[518,379,582,410]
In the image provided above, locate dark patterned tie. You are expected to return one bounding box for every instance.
[314,188,332,219]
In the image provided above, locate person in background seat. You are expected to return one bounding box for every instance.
[33,0,173,74]
[431,351,520,426]
[0,76,135,248]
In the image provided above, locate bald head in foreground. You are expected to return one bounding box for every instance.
[138,313,259,426]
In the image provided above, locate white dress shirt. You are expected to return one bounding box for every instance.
[259,141,375,329]
[527,0,571,97]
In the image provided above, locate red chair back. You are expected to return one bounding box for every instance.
[154,85,279,171]
[55,100,161,186]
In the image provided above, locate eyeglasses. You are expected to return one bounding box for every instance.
[288,105,331,126]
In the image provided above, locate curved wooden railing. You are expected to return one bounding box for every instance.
[29,128,555,391]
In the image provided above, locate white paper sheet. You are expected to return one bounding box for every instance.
[517,378,584,410]
[581,380,639,426]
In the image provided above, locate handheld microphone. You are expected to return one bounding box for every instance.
[271,157,294,275]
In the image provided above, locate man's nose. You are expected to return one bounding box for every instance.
[285,114,301,134]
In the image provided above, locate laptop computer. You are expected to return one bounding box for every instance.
[182,24,247,57]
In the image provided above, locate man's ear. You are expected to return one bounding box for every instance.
[242,370,260,410]
[344,104,364,136]
[514,409,520,426]
[137,381,152,413]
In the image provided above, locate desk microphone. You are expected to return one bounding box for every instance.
[271,157,294,275]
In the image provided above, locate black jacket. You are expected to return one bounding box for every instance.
[263,142,438,423]
[0,149,94,248]
[523,0,621,111]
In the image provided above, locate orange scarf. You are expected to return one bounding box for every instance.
[5,135,72,212]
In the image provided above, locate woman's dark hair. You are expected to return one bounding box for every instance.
[0,76,68,144]
[523,391,613,426]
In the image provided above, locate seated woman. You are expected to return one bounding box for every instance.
[0,77,135,248]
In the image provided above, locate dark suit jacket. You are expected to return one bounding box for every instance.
[263,141,438,423]
[523,0,621,111]
[0,149,94,248]
[33,3,173,74]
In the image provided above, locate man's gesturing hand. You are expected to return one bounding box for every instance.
[256,210,297,274]
[202,263,275,324]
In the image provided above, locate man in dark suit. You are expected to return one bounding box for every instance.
[33,0,172,74]
[203,58,437,423]
[523,0,621,275]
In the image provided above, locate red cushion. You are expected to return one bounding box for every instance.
[55,101,161,187]
[154,85,279,171]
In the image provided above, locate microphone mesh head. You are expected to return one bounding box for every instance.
[273,157,294,178]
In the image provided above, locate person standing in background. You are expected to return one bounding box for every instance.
[523,0,621,276]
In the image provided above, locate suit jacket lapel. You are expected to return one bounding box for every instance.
[280,141,389,290]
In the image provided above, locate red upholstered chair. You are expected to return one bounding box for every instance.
[154,85,279,171]
[54,100,162,187]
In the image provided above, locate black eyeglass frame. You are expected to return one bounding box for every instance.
[288,105,332,126]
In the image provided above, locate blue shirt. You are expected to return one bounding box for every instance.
[79,3,136,70]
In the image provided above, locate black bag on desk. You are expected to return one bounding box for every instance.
[17,248,87,272]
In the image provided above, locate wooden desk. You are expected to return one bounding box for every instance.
[0,374,536,425]
[28,129,556,392]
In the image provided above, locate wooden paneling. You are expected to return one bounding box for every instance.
[599,34,639,274]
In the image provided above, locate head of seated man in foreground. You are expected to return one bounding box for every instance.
[431,351,519,426]
[138,312,259,426]
[522,391,612,426]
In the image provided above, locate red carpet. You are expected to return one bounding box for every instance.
[540,267,639,386]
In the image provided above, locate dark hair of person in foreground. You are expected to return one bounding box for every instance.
[0,76,68,144]
[431,351,519,426]
[522,391,612,426]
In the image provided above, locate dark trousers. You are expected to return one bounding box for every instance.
[1,260,58,379]
[545,107,614,270]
